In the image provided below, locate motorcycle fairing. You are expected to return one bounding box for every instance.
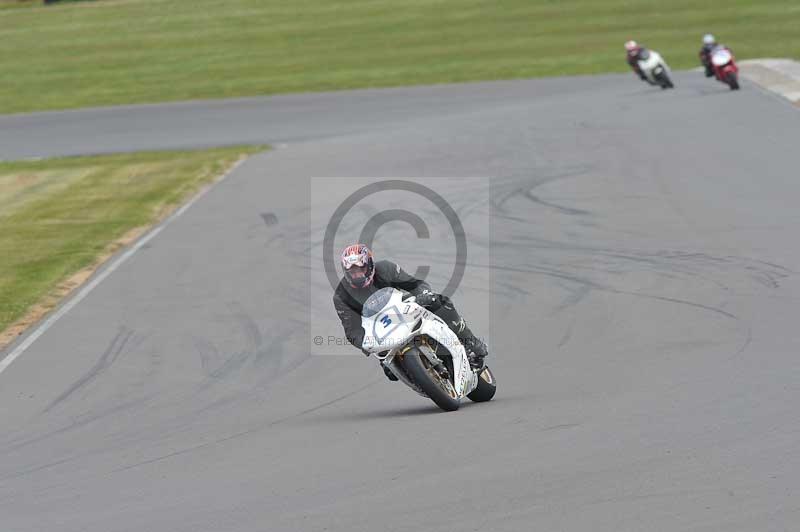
[361,287,478,398]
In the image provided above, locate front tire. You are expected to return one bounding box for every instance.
[400,348,460,412]
[727,72,740,90]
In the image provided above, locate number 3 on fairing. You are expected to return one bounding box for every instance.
[380,315,392,327]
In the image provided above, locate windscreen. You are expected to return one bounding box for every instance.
[712,50,731,66]
[362,287,394,318]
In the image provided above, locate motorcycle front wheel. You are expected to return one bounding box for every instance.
[401,348,461,412]
[727,73,740,90]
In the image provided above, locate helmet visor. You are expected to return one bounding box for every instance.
[345,263,370,283]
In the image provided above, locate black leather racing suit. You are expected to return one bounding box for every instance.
[700,43,716,77]
[627,48,647,80]
[332,260,487,357]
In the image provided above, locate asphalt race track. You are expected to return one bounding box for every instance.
[2,73,799,531]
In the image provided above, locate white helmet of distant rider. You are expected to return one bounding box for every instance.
[703,34,716,45]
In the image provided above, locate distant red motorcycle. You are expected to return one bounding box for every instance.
[710,46,740,90]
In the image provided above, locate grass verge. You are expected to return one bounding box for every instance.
[0,145,266,348]
[1,0,798,114]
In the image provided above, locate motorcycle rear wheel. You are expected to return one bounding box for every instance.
[401,348,461,412]
[467,366,497,403]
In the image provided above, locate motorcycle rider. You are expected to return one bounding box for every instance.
[699,34,718,77]
[625,40,647,80]
[332,243,489,380]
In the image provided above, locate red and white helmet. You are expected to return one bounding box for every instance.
[341,244,375,288]
[625,40,640,53]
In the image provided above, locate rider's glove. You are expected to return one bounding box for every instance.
[361,335,376,356]
[414,289,438,308]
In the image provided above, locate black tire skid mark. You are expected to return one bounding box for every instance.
[43,326,135,413]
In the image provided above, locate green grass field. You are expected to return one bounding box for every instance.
[1,0,798,114]
[0,146,265,336]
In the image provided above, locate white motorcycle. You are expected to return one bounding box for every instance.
[361,287,497,412]
[637,49,674,89]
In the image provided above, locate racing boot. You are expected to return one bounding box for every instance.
[463,334,489,370]
[451,317,488,370]
[433,295,488,370]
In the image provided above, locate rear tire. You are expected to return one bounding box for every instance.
[727,73,740,90]
[467,366,497,403]
[401,348,460,412]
